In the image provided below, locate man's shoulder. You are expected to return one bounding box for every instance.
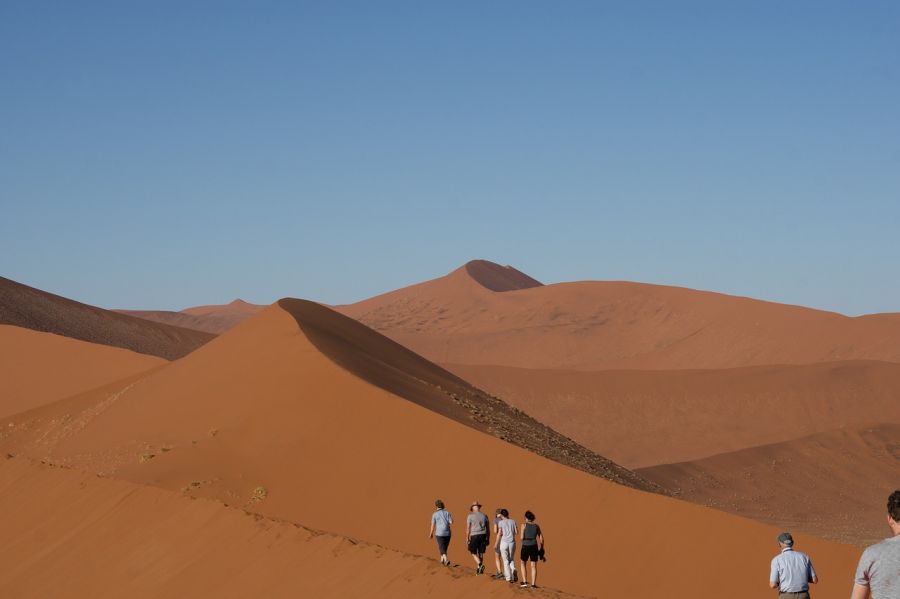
[864,537,900,559]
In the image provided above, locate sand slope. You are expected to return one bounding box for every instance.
[448,361,900,468]
[0,325,165,419]
[118,299,265,334]
[0,276,214,360]
[0,301,861,598]
[339,260,900,370]
[639,424,900,545]
[0,457,576,599]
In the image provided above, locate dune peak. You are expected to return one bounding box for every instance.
[459,259,543,292]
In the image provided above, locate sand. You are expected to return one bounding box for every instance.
[0,325,164,419]
[639,423,900,545]
[0,457,577,599]
[448,361,900,468]
[0,276,214,360]
[0,301,864,598]
[338,260,900,370]
[118,299,265,334]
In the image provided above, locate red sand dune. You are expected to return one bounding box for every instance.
[0,276,214,360]
[0,301,861,598]
[118,299,266,334]
[448,361,900,468]
[0,457,575,599]
[0,325,164,419]
[338,260,900,370]
[638,423,900,545]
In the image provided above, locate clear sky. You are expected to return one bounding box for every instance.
[2,2,898,315]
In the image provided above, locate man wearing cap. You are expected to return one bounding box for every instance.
[466,501,489,575]
[769,532,818,598]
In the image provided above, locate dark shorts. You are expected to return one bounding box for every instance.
[520,544,540,562]
[435,535,451,554]
[778,593,810,599]
[468,534,488,555]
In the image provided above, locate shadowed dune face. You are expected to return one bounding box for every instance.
[0,325,165,419]
[463,260,543,291]
[0,301,862,598]
[0,276,214,360]
[0,458,570,599]
[447,361,900,468]
[638,424,900,545]
[339,261,900,370]
[278,298,657,492]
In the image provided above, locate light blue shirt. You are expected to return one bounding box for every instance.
[770,547,817,592]
[431,509,452,536]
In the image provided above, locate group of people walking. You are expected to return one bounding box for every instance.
[769,490,900,599]
[428,499,545,588]
[430,490,900,596]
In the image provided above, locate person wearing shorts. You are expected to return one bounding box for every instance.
[519,511,544,588]
[466,501,489,575]
[429,499,453,566]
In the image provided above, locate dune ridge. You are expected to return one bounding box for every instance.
[0,276,214,360]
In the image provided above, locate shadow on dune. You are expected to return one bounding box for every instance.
[277,298,664,494]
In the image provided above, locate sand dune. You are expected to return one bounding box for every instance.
[0,325,165,419]
[338,260,900,370]
[118,299,265,334]
[638,423,900,545]
[448,361,900,468]
[0,276,214,360]
[0,457,577,599]
[0,300,861,598]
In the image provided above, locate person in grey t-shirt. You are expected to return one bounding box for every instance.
[494,508,518,583]
[465,501,490,575]
[851,490,900,599]
[429,498,453,566]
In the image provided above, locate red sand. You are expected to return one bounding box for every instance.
[338,260,900,370]
[0,457,576,599]
[639,423,900,545]
[0,301,863,598]
[0,276,214,359]
[0,325,165,419]
[448,361,900,468]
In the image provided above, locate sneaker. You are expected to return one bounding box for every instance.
[477,563,485,575]
[493,573,504,579]
[520,582,529,588]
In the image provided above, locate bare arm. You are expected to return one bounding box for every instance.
[850,584,870,599]
[769,581,779,590]
[429,521,435,539]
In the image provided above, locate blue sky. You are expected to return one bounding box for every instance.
[2,2,898,314]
